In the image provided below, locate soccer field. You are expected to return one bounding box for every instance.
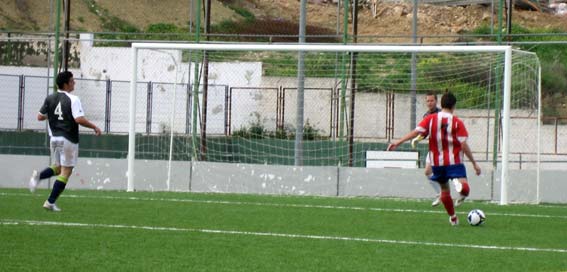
[1,188,566,271]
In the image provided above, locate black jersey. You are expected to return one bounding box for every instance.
[423,107,441,118]
[39,91,85,144]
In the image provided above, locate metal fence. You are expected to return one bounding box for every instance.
[1,33,567,168]
[1,72,565,150]
[0,74,342,137]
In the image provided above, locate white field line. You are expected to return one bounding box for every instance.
[1,192,567,220]
[535,204,567,209]
[1,219,567,254]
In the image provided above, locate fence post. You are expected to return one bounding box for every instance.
[224,85,229,136]
[186,83,192,134]
[105,79,112,133]
[227,87,233,135]
[6,32,12,64]
[385,92,395,142]
[276,86,283,131]
[17,75,25,131]
[146,81,152,134]
[281,87,286,132]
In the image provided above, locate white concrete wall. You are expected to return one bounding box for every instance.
[2,155,566,204]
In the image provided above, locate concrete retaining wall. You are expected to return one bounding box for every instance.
[3,154,565,204]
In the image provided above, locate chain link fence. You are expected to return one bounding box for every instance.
[1,33,567,168]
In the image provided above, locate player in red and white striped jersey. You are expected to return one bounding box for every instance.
[388,92,481,226]
[420,109,467,167]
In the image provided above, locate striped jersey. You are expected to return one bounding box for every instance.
[421,107,441,138]
[39,91,85,144]
[416,111,468,167]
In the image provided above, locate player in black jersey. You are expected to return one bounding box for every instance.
[411,91,442,207]
[29,71,101,211]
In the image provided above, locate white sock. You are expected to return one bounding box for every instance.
[452,178,463,193]
[428,177,440,195]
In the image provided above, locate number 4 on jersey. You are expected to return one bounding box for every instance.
[54,102,64,120]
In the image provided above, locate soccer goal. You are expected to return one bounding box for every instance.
[127,43,541,205]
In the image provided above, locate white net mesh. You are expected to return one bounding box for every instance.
[131,45,540,171]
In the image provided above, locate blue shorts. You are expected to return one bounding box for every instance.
[431,164,467,184]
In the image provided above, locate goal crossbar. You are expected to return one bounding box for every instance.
[132,42,512,53]
[128,43,513,205]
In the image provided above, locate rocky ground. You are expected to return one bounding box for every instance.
[248,0,567,42]
[1,0,566,42]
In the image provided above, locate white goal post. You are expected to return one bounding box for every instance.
[128,42,535,205]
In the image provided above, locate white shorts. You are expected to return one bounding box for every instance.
[50,136,79,167]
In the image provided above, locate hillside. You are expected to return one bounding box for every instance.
[1,0,566,42]
[0,0,241,32]
[251,0,567,42]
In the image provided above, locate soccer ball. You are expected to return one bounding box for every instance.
[467,209,486,226]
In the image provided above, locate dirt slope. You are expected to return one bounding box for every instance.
[1,0,566,41]
[249,0,567,42]
[0,0,239,32]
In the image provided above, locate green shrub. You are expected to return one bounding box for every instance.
[302,121,322,141]
[231,119,325,140]
[467,24,567,116]
[231,6,255,23]
[146,23,179,33]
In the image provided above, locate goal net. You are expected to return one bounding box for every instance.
[127,43,541,204]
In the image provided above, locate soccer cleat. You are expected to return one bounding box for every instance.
[449,215,459,226]
[454,195,466,207]
[43,200,61,212]
[29,170,39,193]
[410,134,424,149]
[431,196,441,207]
